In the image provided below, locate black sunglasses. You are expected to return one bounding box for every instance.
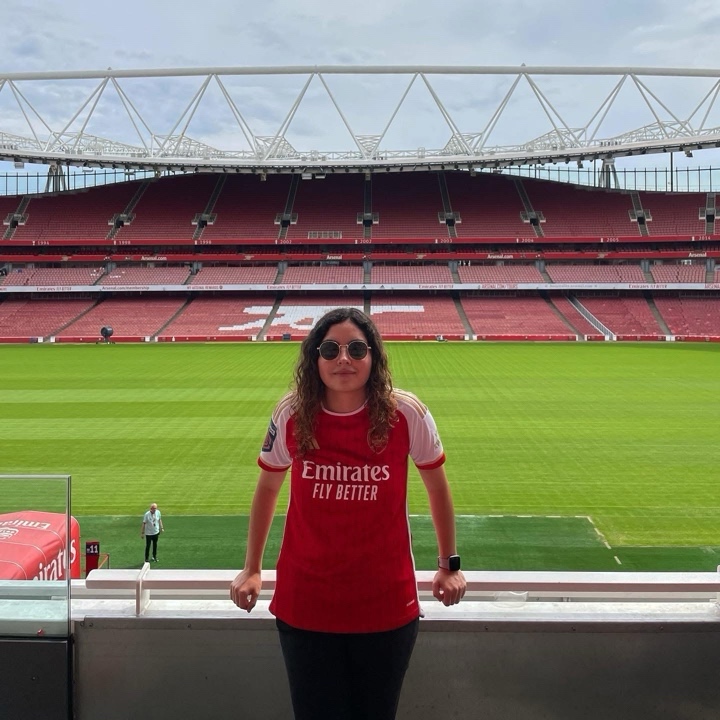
[317,340,371,361]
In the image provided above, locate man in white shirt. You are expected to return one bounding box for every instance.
[140,503,164,563]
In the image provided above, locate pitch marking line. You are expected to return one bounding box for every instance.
[103,514,623,564]
[415,512,622,561]
[581,514,622,565]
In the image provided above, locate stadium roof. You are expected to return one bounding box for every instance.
[1,65,720,173]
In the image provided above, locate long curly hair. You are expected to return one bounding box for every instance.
[291,307,397,455]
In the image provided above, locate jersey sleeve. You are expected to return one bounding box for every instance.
[395,390,445,469]
[257,394,293,471]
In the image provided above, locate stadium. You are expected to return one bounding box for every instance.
[2,65,720,719]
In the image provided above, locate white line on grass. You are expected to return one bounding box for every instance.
[583,515,614,551]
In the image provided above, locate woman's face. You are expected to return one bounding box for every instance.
[317,319,373,412]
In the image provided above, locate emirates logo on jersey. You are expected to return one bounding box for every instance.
[301,460,390,483]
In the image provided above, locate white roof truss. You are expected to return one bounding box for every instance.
[0,65,719,172]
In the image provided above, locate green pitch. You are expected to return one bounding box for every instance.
[2,342,719,571]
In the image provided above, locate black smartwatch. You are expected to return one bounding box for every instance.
[438,555,461,571]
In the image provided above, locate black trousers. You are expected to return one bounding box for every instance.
[144,533,158,561]
[276,617,419,720]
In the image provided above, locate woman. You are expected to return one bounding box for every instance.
[230,307,466,720]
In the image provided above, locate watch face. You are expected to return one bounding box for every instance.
[439,555,461,571]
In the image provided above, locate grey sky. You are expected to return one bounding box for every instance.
[4,0,720,70]
[2,0,720,169]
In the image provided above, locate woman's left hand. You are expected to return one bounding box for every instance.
[432,569,467,606]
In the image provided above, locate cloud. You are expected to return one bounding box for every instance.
[3,0,720,169]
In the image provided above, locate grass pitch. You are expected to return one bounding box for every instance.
[2,342,719,571]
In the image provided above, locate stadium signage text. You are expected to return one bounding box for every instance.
[0,519,52,530]
[33,538,78,582]
[2,282,717,294]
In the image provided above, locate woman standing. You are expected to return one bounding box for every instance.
[231,307,466,720]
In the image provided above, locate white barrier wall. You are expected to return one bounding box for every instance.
[73,615,720,720]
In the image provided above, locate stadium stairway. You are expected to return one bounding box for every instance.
[192,176,226,241]
[437,173,458,239]
[567,296,614,339]
[152,297,193,339]
[452,293,474,337]
[514,179,545,237]
[2,196,30,240]
[108,181,150,240]
[45,298,102,340]
[274,263,286,283]
[256,295,284,340]
[644,292,672,335]
[539,263,553,283]
[450,262,461,284]
[540,292,580,338]
[630,192,650,236]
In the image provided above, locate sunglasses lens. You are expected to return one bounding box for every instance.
[319,341,340,360]
[347,341,368,359]
[318,341,369,360]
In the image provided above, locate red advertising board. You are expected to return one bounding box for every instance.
[0,511,81,580]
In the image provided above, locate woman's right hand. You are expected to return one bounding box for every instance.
[230,569,262,612]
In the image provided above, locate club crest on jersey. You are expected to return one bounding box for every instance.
[262,419,278,452]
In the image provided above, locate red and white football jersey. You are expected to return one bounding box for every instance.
[258,389,445,633]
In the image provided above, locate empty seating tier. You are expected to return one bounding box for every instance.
[286,175,365,241]
[370,295,465,337]
[545,264,645,283]
[54,297,187,339]
[370,174,446,239]
[370,265,453,284]
[268,295,365,338]
[653,296,720,336]
[1,267,105,286]
[190,266,279,285]
[457,264,544,284]
[201,175,290,240]
[649,264,706,283]
[158,296,275,339]
[115,175,218,241]
[10,184,139,241]
[462,296,575,338]
[575,296,663,336]
[445,173,530,238]
[282,265,364,284]
[0,299,96,339]
[99,267,191,286]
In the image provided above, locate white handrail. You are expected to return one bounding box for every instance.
[82,568,720,617]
